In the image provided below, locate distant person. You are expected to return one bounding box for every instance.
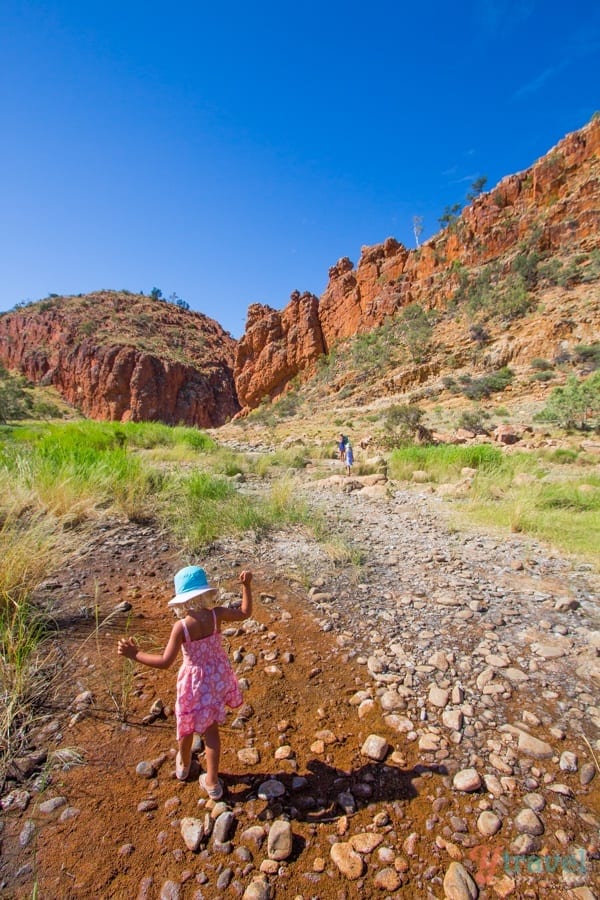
[118,565,253,799]
[345,441,354,476]
[337,433,349,460]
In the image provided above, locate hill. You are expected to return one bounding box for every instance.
[0,291,239,426]
[234,116,599,419]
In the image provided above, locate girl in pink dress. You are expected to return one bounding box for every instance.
[118,565,252,799]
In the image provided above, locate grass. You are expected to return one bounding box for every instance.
[388,443,504,482]
[388,443,600,566]
[0,510,71,786]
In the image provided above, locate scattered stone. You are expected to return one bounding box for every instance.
[349,832,383,853]
[374,867,402,890]
[453,769,482,792]
[517,732,553,759]
[238,747,261,765]
[443,861,479,899]
[267,819,293,860]
[135,761,156,778]
[181,818,204,852]
[257,779,285,801]
[360,734,389,761]
[330,842,365,880]
[477,811,502,836]
[38,796,67,814]
[514,808,545,836]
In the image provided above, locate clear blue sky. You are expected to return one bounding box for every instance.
[1,1,598,337]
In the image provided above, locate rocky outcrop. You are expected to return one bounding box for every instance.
[234,291,324,412]
[234,116,600,408]
[0,292,239,426]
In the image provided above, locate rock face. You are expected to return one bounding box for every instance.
[234,291,324,412]
[0,292,239,426]
[234,115,600,410]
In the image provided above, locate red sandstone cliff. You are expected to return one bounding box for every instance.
[234,116,600,411]
[0,292,239,427]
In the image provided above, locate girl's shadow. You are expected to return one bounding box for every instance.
[223,758,448,823]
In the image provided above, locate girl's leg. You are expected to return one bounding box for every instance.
[203,721,221,786]
[178,732,194,770]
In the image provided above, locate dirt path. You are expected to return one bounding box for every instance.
[1,466,598,899]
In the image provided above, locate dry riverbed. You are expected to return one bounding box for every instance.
[1,466,599,899]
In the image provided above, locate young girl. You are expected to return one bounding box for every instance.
[345,442,354,475]
[117,565,252,799]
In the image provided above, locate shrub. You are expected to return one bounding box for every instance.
[400,304,434,362]
[0,367,32,423]
[531,358,553,371]
[383,404,429,446]
[460,368,514,400]
[458,407,490,434]
[535,372,600,430]
[574,343,600,371]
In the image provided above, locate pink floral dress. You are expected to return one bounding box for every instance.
[175,610,243,740]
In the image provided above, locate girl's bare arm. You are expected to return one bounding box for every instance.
[117,622,184,669]
[219,570,253,623]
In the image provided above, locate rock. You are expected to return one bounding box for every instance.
[360,734,389,761]
[181,818,204,852]
[442,709,464,731]
[580,762,596,785]
[349,832,383,853]
[240,826,266,849]
[330,842,365,880]
[514,808,545,835]
[242,878,272,900]
[443,861,479,899]
[19,820,35,848]
[374,867,402,890]
[238,747,261,765]
[135,761,156,778]
[453,768,482,792]
[559,751,578,772]
[160,881,181,900]
[213,811,235,844]
[38,796,67,814]
[267,819,293,860]
[517,731,553,759]
[257,779,286,801]
[429,685,450,708]
[476,811,502,835]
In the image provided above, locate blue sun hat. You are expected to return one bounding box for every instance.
[168,566,218,608]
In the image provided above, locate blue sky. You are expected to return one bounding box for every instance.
[1,1,598,337]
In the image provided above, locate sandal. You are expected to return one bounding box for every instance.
[175,752,190,781]
[199,773,223,800]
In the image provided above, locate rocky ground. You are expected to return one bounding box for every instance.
[0,456,599,899]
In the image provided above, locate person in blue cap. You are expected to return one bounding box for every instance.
[118,565,252,799]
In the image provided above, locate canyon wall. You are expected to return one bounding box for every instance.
[234,116,599,411]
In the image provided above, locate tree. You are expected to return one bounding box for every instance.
[150,287,164,301]
[536,373,600,430]
[438,203,462,228]
[0,366,32,423]
[412,215,424,248]
[466,176,488,202]
[383,403,432,445]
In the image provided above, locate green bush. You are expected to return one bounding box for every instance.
[460,368,514,400]
[531,358,553,371]
[535,372,600,430]
[574,343,600,371]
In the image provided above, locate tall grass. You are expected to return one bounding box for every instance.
[389,443,504,482]
[0,512,70,785]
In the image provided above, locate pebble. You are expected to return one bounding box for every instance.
[330,842,365,880]
[514,808,545,835]
[476,810,502,835]
[443,861,479,899]
[360,734,389,761]
[267,819,293,860]
[453,769,482,792]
